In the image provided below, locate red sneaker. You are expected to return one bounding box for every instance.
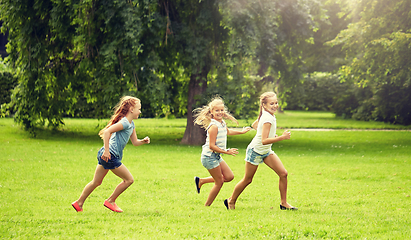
[71,201,83,212]
[104,200,123,213]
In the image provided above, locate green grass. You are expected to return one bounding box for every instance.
[1,112,410,239]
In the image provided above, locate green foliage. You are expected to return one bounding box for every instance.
[135,0,222,117]
[0,0,143,131]
[303,0,350,73]
[329,0,411,125]
[285,72,344,111]
[220,0,323,108]
[0,71,17,109]
[0,59,17,111]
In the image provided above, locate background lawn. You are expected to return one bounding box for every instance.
[1,112,410,239]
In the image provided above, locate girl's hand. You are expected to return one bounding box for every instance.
[142,136,150,144]
[282,130,291,140]
[226,148,239,156]
[102,150,111,162]
[242,126,252,133]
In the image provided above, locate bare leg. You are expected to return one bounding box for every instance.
[228,162,258,209]
[198,176,215,189]
[204,163,229,206]
[106,164,134,204]
[264,153,294,208]
[198,161,234,189]
[76,165,109,208]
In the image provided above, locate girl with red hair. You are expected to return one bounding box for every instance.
[72,96,150,213]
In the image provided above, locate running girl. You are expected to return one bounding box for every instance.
[224,92,297,210]
[194,96,251,206]
[72,96,150,212]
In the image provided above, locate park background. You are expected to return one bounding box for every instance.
[1,0,411,239]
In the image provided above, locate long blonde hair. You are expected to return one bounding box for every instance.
[98,96,140,139]
[193,96,238,129]
[258,92,277,120]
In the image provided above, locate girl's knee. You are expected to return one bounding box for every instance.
[214,176,225,187]
[244,177,253,185]
[279,169,288,178]
[224,174,234,182]
[125,178,134,186]
[90,181,103,189]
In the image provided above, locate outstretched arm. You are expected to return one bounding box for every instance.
[130,128,150,146]
[227,126,252,135]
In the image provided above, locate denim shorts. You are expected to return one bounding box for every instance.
[245,147,274,166]
[201,152,223,170]
[97,147,122,169]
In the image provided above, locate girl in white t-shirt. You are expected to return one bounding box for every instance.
[194,96,251,206]
[224,92,297,210]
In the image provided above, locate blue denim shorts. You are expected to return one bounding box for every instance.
[201,152,223,170]
[245,147,274,166]
[97,147,122,169]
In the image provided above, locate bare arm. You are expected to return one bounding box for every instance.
[251,119,258,130]
[261,123,291,145]
[129,128,150,146]
[227,126,252,135]
[208,125,238,156]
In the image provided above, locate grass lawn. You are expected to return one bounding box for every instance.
[0,112,410,239]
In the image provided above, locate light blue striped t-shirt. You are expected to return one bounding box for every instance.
[201,119,227,156]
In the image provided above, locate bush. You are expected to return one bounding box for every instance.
[285,72,346,111]
[372,82,411,125]
[0,71,17,105]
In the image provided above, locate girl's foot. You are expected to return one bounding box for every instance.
[71,201,83,212]
[104,200,123,212]
[224,198,235,210]
[194,176,201,194]
[280,203,298,210]
[224,199,229,209]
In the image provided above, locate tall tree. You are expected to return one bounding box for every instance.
[302,0,351,73]
[220,0,321,108]
[329,0,411,124]
[0,0,142,132]
[1,0,324,140]
[137,0,231,145]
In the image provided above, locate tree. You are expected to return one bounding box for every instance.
[1,0,325,141]
[0,0,142,132]
[329,0,411,125]
[220,0,322,109]
[134,0,229,145]
[302,0,351,73]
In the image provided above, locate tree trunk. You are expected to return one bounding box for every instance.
[180,69,208,145]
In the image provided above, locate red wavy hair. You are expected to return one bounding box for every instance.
[98,96,140,139]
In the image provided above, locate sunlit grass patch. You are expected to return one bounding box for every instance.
[1,115,410,239]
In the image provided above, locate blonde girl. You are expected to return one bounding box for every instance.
[72,96,150,213]
[194,96,251,206]
[224,92,297,210]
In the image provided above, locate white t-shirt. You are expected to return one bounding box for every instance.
[248,110,276,154]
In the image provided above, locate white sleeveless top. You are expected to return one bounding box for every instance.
[248,110,276,154]
[201,119,227,156]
